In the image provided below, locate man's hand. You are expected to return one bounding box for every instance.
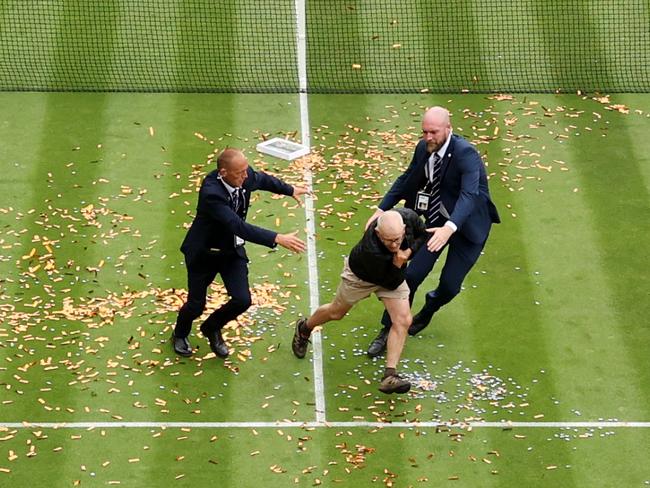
[426,225,454,252]
[275,230,306,253]
[291,186,311,206]
[392,248,411,268]
[365,209,384,230]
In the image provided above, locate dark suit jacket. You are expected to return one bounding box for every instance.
[379,135,500,244]
[181,167,294,265]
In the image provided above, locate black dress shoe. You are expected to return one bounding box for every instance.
[171,332,193,357]
[408,309,434,336]
[367,327,390,358]
[200,324,229,358]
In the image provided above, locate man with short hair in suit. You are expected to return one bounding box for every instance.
[172,148,308,358]
[365,106,500,357]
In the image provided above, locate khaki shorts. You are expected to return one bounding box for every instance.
[333,258,410,306]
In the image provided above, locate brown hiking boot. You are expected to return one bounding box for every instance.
[378,374,411,394]
[291,318,311,358]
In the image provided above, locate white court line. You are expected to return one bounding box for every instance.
[304,164,326,423]
[295,0,326,423]
[2,421,649,429]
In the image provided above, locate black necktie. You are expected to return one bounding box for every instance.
[426,153,442,224]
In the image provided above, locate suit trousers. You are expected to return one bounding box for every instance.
[175,252,252,338]
[380,231,486,328]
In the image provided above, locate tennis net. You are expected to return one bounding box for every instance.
[0,0,648,93]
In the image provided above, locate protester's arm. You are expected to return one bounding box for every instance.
[392,248,411,268]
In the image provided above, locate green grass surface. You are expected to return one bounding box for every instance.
[308,94,650,425]
[1,92,649,486]
[3,427,649,487]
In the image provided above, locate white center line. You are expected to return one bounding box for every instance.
[295,0,326,423]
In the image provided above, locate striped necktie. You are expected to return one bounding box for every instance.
[232,188,243,213]
[426,153,442,224]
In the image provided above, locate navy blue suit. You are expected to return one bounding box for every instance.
[379,135,500,328]
[175,167,294,338]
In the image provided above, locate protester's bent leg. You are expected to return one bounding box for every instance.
[175,261,219,338]
[377,296,413,394]
[293,294,354,359]
[305,297,353,331]
[381,297,412,369]
[201,257,251,333]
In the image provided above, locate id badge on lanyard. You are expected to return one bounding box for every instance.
[416,175,434,212]
[416,191,430,211]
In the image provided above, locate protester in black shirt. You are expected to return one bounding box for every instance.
[291,208,427,394]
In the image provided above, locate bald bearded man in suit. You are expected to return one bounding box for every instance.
[365,107,500,357]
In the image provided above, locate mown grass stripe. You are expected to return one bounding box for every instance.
[2,420,649,429]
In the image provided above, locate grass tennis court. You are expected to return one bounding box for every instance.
[1,0,650,486]
[1,92,649,486]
